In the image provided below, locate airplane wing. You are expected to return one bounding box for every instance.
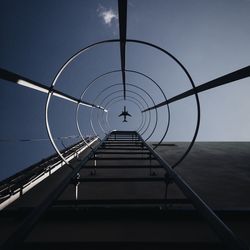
[127,113,132,117]
[118,113,123,117]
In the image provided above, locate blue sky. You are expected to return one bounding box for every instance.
[0,0,250,180]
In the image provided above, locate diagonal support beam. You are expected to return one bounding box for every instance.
[142,65,250,112]
[0,68,107,112]
[118,0,127,100]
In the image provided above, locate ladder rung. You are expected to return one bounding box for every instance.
[92,157,156,161]
[77,177,166,182]
[83,165,162,169]
[54,198,191,206]
[100,147,147,150]
[107,141,140,143]
[95,151,151,155]
[102,144,145,147]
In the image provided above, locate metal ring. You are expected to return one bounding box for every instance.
[100,96,145,134]
[126,70,170,150]
[89,88,152,139]
[87,87,152,137]
[79,85,151,138]
[46,39,199,169]
[89,84,155,138]
[97,95,145,134]
[105,95,148,133]
[46,40,120,164]
[126,39,200,168]
[98,95,148,134]
[77,69,170,149]
[90,83,158,141]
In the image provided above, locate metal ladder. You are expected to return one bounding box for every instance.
[1,131,248,250]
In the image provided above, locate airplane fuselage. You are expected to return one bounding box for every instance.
[118,106,132,122]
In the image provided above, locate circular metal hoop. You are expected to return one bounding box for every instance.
[89,87,153,139]
[100,96,146,134]
[126,39,200,168]
[45,39,200,169]
[46,40,120,164]
[97,94,149,135]
[77,69,170,149]
[88,83,158,141]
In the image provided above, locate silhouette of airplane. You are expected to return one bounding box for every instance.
[118,106,132,122]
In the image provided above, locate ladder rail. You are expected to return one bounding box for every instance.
[136,131,248,250]
[1,131,248,250]
[0,134,109,250]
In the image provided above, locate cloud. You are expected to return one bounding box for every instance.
[97,4,118,26]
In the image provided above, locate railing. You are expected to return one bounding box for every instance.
[0,136,98,210]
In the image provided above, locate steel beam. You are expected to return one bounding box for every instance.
[142,65,250,112]
[118,0,127,99]
[0,68,106,111]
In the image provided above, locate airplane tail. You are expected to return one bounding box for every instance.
[123,119,127,122]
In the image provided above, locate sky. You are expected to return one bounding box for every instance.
[0,0,250,180]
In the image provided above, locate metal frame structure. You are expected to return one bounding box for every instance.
[0,0,250,249]
[76,69,170,146]
[0,136,98,210]
[1,131,249,250]
[99,96,147,133]
[89,83,158,139]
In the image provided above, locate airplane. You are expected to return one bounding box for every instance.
[118,106,132,122]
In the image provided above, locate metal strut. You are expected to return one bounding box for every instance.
[118,0,127,99]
